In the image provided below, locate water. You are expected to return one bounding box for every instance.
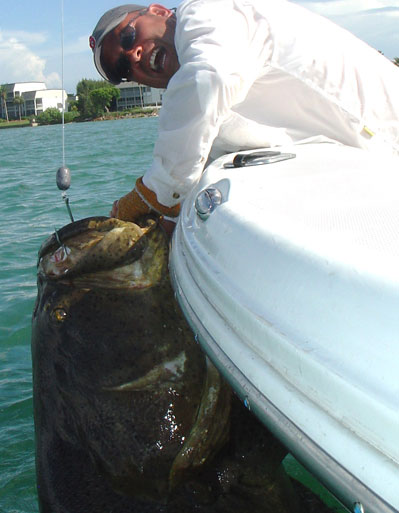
[0,118,157,513]
[0,118,345,512]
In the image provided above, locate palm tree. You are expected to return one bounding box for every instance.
[13,95,25,120]
[0,84,9,122]
[393,57,399,67]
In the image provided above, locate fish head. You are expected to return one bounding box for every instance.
[37,215,166,287]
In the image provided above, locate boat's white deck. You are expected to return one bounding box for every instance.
[170,142,399,513]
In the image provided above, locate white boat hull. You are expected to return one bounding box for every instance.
[170,142,399,513]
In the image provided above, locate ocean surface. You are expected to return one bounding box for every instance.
[0,118,345,513]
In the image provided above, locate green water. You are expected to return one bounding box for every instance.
[0,118,345,512]
[0,118,156,512]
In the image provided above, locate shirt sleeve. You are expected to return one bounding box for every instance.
[209,110,293,159]
[143,0,273,207]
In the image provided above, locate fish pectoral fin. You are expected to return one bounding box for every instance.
[169,359,231,489]
[103,352,186,392]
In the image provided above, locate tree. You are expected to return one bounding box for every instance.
[76,79,119,118]
[36,107,79,125]
[68,99,79,112]
[36,108,62,125]
[393,57,399,67]
[0,84,9,122]
[90,87,120,117]
[76,79,95,118]
[13,95,25,120]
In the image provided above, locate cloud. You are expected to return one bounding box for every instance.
[296,0,399,57]
[1,30,48,46]
[46,72,62,88]
[65,35,91,55]
[37,34,92,59]
[332,6,399,56]
[0,30,61,87]
[296,0,399,17]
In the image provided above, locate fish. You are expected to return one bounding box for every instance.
[31,216,304,513]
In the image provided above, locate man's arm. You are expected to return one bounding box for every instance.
[114,0,274,222]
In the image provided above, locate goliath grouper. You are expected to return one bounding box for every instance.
[32,216,300,513]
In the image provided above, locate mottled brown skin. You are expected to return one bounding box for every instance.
[31,216,301,513]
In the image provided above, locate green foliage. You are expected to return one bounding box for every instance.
[64,111,80,123]
[76,79,119,118]
[0,84,9,122]
[76,78,111,95]
[393,57,399,67]
[0,119,29,129]
[0,84,7,101]
[36,108,62,125]
[13,95,25,120]
[68,99,79,111]
[36,108,79,125]
[90,87,120,117]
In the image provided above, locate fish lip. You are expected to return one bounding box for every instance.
[37,216,161,281]
[38,216,157,262]
[38,216,109,261]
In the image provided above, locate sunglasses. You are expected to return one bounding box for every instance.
[99,10,146,84]
[120,21,138,52]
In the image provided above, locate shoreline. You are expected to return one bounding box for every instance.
[92,110,159,122]
[0,109,159,130]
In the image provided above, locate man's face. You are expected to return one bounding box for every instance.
[101,4,179,88]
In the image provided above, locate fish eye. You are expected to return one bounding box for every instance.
[52,308,67,322]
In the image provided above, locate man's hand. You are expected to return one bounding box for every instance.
[109,200,119,218]
[110,197,176,237]
[159,218,176,237]
[109,177,180,224]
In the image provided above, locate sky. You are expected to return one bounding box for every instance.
[0,0,398,94]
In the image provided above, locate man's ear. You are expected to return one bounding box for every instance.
[147,3,173,17]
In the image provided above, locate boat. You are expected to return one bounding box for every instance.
[169,140,399,513]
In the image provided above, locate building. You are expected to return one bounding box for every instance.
[0,82,68,120]
[116,82,163,110]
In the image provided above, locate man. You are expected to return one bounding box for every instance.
[90,0,399,226]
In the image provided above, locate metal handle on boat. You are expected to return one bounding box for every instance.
[224,150,296,168]
[195,187,222,220]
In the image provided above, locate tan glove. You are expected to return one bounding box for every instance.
[115,177,180,222]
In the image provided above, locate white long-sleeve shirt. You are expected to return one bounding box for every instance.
[143,0,399,207]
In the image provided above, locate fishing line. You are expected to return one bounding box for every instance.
[56,0,74,223]
[61,0,65,167]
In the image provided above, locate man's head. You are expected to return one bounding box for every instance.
[90,3,179,88]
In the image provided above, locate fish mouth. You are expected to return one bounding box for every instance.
[149,47,167,73]
[37,216,168,288]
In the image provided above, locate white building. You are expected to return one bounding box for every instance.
[0,82,68,120]
[116,82,163,110]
